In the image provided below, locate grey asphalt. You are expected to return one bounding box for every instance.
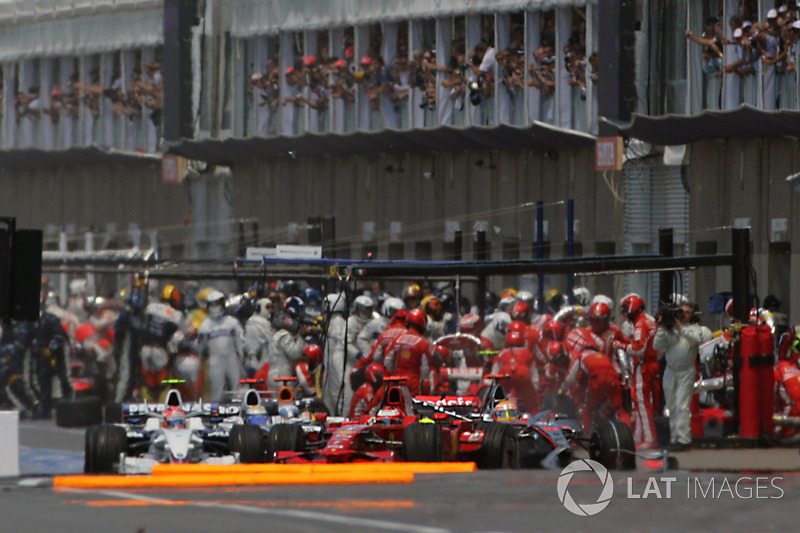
[2,419,799,532]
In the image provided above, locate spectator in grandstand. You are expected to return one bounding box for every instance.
[73,68,103,119]
[142,62,164,127]
[104,70,130,117]
[501,47,525,124]
[364,56,386,130]
[15,85,42,123]
[387,49,412,128]
[282,65,307,135]
[41,87,60,124]
[331,57,356,131]
[685,17,725,109]
[776,17,798,108]
[529,50,555,123]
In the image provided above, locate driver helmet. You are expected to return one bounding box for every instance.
[163,408,187,429]
[245,404,268,426]
[376,407,403,423]
[492,400,518,422]
[278,403,300,420]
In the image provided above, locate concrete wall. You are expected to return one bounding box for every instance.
[689,137,800,324]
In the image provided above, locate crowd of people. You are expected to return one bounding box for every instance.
[247,13,593,133]
[3,271,798,453]
[12,61,163,128]
[686,2,800,110]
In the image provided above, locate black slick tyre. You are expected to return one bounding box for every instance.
[403,421,443,462]
[229,424,267,463]
[55,396,104,427]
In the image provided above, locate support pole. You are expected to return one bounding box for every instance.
[658,228,673,305]
[536,200,544,313]
[731,226,751,435]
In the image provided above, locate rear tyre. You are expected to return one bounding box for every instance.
[476,422,518,469]
[55,396,104,427]
[84,425,100,473]
[590,418,636,470]
[229,424,267,463]
[403,422,443,462]
[94,424,127,473]
[269,424,305,457]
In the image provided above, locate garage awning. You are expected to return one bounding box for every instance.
[168,122,596,166]
[230,0,595,37]
[615,105,800,146]
[0,146,161,170]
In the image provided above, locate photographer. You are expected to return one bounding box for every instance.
[653,302,705,451]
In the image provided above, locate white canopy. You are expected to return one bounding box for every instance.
[0,0,163,61]
[230,0,595,37]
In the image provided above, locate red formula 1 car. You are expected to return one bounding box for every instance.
[273,377,463,463]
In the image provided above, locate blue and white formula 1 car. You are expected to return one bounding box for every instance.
[84,389,268,474]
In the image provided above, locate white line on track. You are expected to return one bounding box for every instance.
[66,488,451,533]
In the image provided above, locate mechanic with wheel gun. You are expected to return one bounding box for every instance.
[31,302,72,419]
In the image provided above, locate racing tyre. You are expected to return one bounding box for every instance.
[104,403,124,424]
[269,424,305,457]
[403,422,443,462]
[55,396,104,427]
[229,424,267,463]
[589,418,636,470]
[476,422,519,469]
[541,392,578,419]
[84,425,100,473]
[94,424,127,473]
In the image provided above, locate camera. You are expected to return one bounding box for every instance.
[469,78,482,106]
[657,305,684,327]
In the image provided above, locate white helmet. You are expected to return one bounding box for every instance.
[591,294,614,311]
[256,297,273,319]
[572,287,592,306]
[325,293,345,314]
[381,297,405,319]
[492,311,512,334]
[516,291,534,306]
[497,296,517,313]
[354,295,375,320]
[206,290,225,318]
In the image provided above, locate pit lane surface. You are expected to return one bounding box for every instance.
[7,419,800,533]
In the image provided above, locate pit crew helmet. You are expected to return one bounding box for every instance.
[365,363,384,387]
[283,296,305,319]
[619,294,645,321]
[493,401,518,422]
[303,343,324,367]
[421,295,444,321]
[458,313,483,335]
[353,295,375,320]
[406,308,429,333]
[403,283,422,307]
[206,290,226,318]
[381,297,405,320]
[509,301,531,323]
[505,330,525,347]
[542,319,564,341]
